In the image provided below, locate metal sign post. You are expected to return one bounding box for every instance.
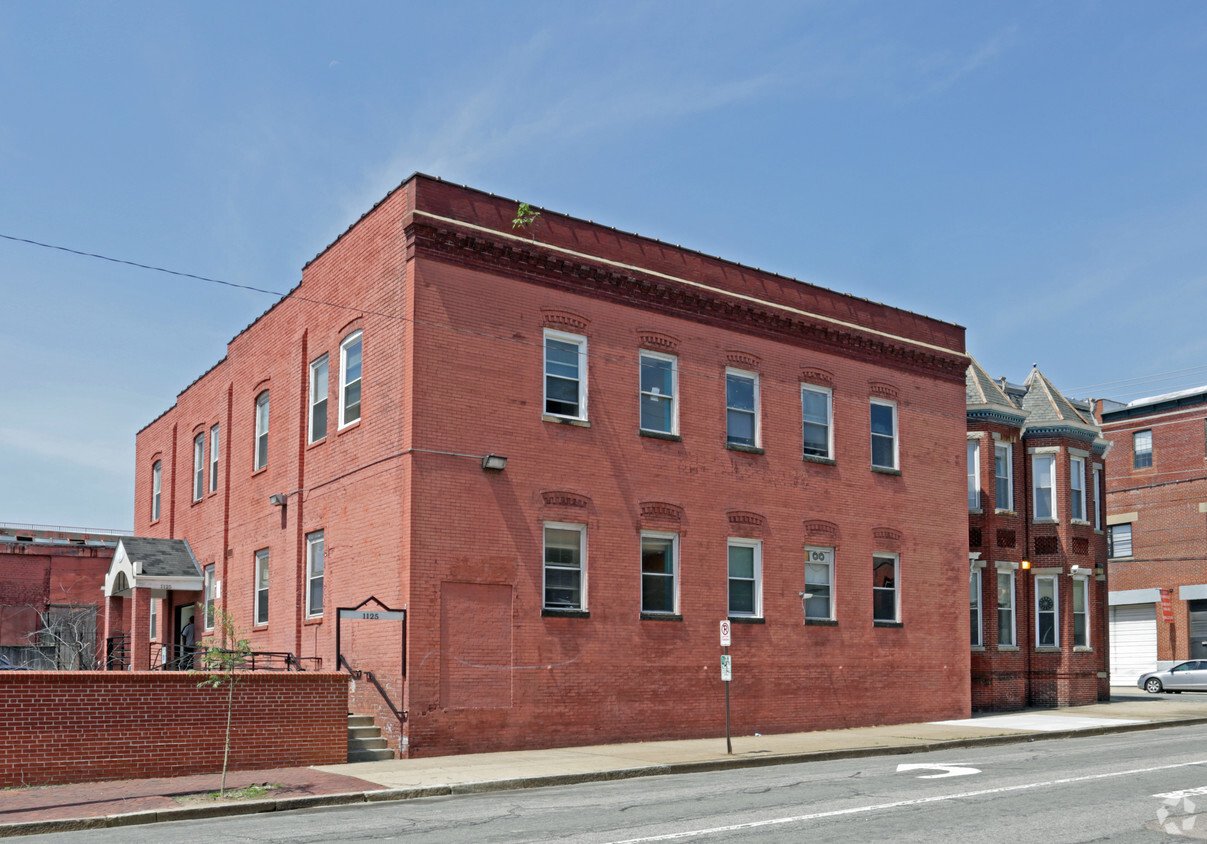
[720,620,732,755]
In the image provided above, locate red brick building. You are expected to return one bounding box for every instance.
[967,362,1110,709]
[0,524,123,669]
[1099,386,1207,684]
[128,174,973,757]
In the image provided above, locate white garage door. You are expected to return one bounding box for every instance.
[1110,603,1157,686]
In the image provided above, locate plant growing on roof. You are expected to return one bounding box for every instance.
[194,607,252,798]
[512,202,540,238]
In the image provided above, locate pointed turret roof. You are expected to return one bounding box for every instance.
[966,357,1025,426]
[1018,365,1103,447]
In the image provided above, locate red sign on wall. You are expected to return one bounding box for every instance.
[1160,588,1174,624]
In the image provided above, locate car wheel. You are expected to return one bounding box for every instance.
[1145,677,1164,694]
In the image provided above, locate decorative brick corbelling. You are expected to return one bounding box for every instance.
[726,510,765,527]
[726,351,761,371]
[639,501,683,522]
[637,331,680,353]
[408,223,968,384]
[540,308,589,333]
[800,368,835,387]
[541,490,590,509]
[869,381,899,400]
[804,520,839,541]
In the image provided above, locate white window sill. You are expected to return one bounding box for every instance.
[543,414,590,428]
[997,645,1019,652]
[1071,519,1091,526]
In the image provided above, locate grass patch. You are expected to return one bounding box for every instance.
[175,783,281,804]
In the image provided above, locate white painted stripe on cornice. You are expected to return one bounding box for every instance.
[414,210,967,358]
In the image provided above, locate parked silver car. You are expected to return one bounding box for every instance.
[1138,661,1207,694]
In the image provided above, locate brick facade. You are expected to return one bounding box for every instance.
[1100,390,1207,670]
[967,364,1110,710]
[132,174,973,757]
[0,671,347,787]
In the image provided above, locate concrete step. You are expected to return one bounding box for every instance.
[347,713,394,762]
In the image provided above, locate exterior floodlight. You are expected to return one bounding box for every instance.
[1020,560,1031,570]
[269,494,288,507]
[481,454,508,471]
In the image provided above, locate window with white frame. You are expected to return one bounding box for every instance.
[544,330,587,420]
[254,391,270,470]
[193,433,205,501]
[994,442,1013,511]
[997,570,1015,646]
[1072,577,1089,647]
[306,530,324,617]
[970,568,982,646]
[254,549,269,626]
[203,565,215,630]
[339,331,362,428]
[726,369,759,447]
[872,554,899,622]
[801,385,833,459]
[1092,466,1102,531]
[209,424,220,493]
[1108,523,1133,558]
[309,354,328,443]
[727,539,761,617]
[1070,456,1086,521]
[639,351,677,435]
[1032,453,1056,520]
[967,440,981,510]
[1133,429,1152,469]
[544,523,586,611]
[804,546,834,620]
[640,532,678,614]
[151,461,162,521]
[149,597,158,640]
[870,400,898,470]
[1036,575,1058,647]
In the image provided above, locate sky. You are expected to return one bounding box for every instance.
[3,1,1207,531]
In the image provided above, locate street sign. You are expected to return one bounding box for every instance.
[720,654,732,682]
[338,609,407,621]
[720,619,731,647]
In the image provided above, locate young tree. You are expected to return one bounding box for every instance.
[194,607,252,797]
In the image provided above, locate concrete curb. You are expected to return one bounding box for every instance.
[5,715,1207,838]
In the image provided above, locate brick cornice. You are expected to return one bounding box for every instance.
[407,221,967,384]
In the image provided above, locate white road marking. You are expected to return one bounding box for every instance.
[1154,785,1207,800]
[896,763,981,779]
[610,759,1207,843]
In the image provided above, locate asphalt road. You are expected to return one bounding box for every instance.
[27,724,1207,842]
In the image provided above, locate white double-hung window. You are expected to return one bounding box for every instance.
[309,354,328,442]
[193,433,205,501]
[639,351,677,435]
[1032,453,1056,520]
[1072,576,1089,648]
[543,523,586,611]
[254,391,270,470]
[544,330,587,420]
[967,439,981,509]
[726,369,759,448]
[870,400,898,470]
[640,532,678,615]
[306,530,324,617]
[339,331,362,428]
[1070,456,1087,521]
[994,442,1013,511]
[1036,575,1058,647]
[804,547,834,620]
[727,539,761,618]
[254,549,269,626]
[209,424,220,493]
[997,570,1016,646]
[873,554,899,622]
[801,385,832,459]
[151,461,162,521]
[970,568,982,647]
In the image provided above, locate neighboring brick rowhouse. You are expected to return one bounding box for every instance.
[129,174,974,758]
[0,671,348,787]
[1099,388,1207,671]
[966,363,1111,711]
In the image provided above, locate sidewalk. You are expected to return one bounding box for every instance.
[5,691,1207,837]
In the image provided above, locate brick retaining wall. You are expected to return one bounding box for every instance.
[0,671,348,787]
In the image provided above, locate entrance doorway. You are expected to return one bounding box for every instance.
[175,604,196,669]
[1189,600,1207,659]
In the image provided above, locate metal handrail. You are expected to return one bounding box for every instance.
[339,654,407,724]
[105,635,129,670]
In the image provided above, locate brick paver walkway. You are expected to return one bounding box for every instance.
[0,766,383,825]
